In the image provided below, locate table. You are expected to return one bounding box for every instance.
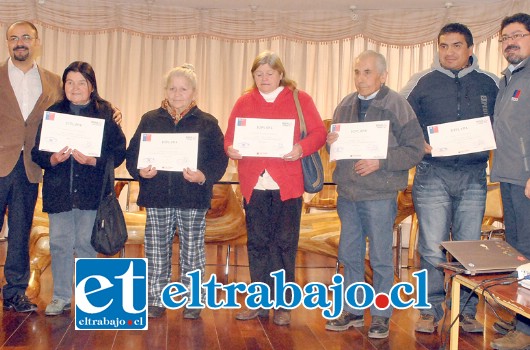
[449,272,530,349]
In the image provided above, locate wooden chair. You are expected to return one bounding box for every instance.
[298,211,341,258]
[0,212,7,241]
[481,150,505,240]
[406,213,419,266]
[198,184,248,280]
[297,211,341,274]
[27,194,51,298]
[27,225,51,299]
[304,119,337,213]
[117,183,247,282]
[481,182,505,240]
[394,168,417,271]
[115,180,146,256]
[395,167,420,267]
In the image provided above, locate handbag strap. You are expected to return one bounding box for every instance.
[99,156,115,202]
[293,89,307,138]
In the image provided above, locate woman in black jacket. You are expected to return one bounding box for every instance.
[32,61,126,316]
[126,64,228,319]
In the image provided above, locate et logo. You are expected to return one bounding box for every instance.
[75,258,148,330]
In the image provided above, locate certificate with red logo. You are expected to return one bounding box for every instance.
[428,116,496,157]
[329,121,389,161]
[233,117,295,157]
[137,133,198,171]
[39,111,105,157]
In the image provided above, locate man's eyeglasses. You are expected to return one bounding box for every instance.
[498,33,530,43]
[7,35,36,43]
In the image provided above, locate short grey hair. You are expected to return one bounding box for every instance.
[356,50,387,74]
[164,63,197,90]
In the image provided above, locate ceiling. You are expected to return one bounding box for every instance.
[132,0,499,12]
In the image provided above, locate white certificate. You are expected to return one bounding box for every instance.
[137,133,198,172]
[329,121,390,161]
[233,117,295,157]
[428,116,496,157]
[38,111,105,157]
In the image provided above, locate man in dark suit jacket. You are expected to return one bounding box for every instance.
[0,21,62,312]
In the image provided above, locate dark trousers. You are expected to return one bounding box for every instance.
[500,182,530,335]
[0,153,38,300]
[244,190,302,302]
[500,182,530,259]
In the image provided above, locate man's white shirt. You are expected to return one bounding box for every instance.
[8,58,42,121]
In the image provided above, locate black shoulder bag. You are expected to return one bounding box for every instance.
[91,157,128,256]
[293,89,324,193]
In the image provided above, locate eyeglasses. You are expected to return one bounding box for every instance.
[7,34,36,43]
[498,33,530,43]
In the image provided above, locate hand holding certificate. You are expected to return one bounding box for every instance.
[137,133,198,172]
[428,116,496,157]
[233,117,295,157]
[38,111,105,157]
[329,121,390,161]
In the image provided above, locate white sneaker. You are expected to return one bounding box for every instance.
[45,299,71,316]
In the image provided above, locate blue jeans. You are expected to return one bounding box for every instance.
[337,196,396,319]
[413,162,486,321]
[500,182,530,335]
[48,209,98,301]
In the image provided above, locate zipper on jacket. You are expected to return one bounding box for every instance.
[166,120,182,199]
[453,72,463,167]
[455,74,462,119]
[69,156,74,194]
[521,138,529,172]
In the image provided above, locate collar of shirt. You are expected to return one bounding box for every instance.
[508,58,528,72]
[509,63,520,72]
[358,89,379,100]
[259,86,285,103]
[8,57,39,75]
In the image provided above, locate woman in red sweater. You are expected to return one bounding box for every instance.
[224,51,326,326]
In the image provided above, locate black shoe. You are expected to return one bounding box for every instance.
[235,308,269,320]
[147,306,166,318]
[183,307,202,319]
[273,309,291,326]
[493,320,516,335]
[460,314,484,333]
[415,313,438,333]
[325,311,364,331]
[3,294,37,313]
[368,316,390,339]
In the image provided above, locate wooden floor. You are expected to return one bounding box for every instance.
[0,241,513,350]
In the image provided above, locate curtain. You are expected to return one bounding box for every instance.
[0,0,521,139]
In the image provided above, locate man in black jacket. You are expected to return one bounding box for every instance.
[401,23,498,334]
